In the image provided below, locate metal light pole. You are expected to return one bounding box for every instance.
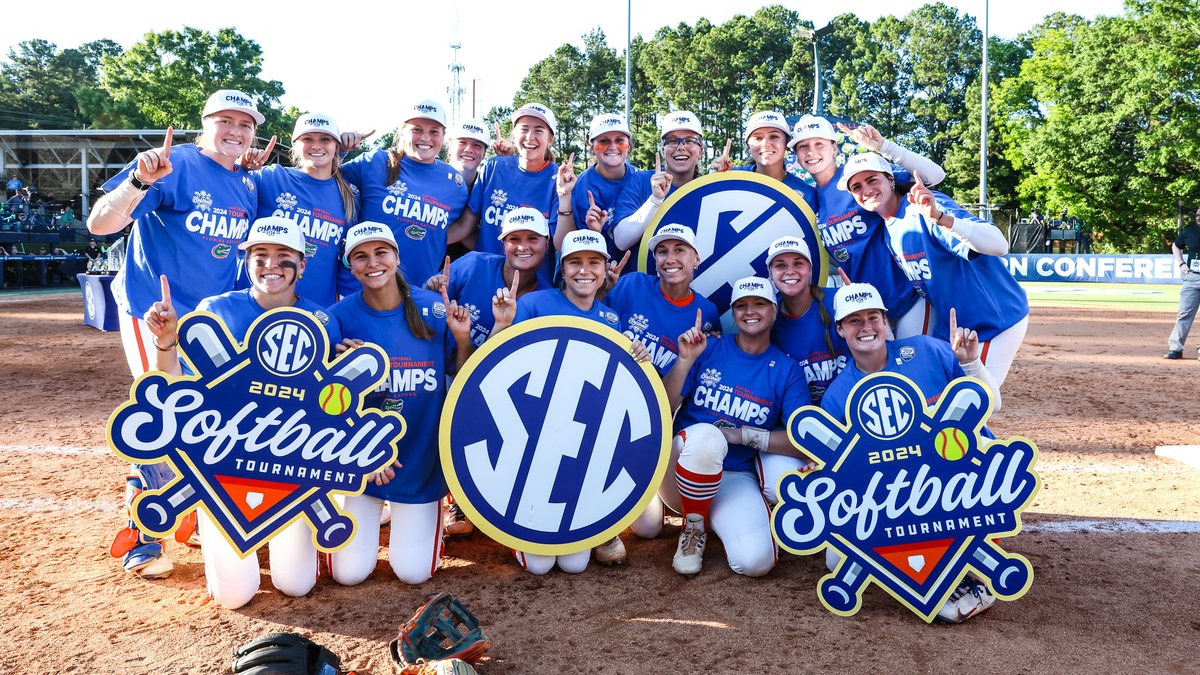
[979,0,990,219]
[799,25,835,116]
[625,0,631,123]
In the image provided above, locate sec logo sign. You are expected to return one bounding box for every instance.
[638,172,825,319]
[440,317,671,554]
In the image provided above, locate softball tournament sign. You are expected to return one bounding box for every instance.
[107,308,404,557]
[637,172,826,320]
[774,373,1040,622]
[440,317,671,554]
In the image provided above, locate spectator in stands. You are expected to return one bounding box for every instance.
[84,240,103,262]
[61,206,75,228]
[1030,208,1045,226]
[1165,207,1200,360]
[0,245,9,256]
[5,175,21,197]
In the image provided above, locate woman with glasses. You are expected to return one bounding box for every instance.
[556,113,643,264]
[613,111,705,253]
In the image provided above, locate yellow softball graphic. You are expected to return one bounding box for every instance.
[319,383,352,415]
[935,428,969,461]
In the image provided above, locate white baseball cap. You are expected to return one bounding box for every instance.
[660,110,702,137]
[836,152,894,191]
[239,216,306,255]
[291,113,340,142]
[202,89,264,125]
[450,118,491,145]
[342,221,398,266]
[765,236,811,266]
[561,230,610,261]
[834,283,887,321]
[588,113,631,141]
[647,225,700,258]
[744,110,790,141]
[511,102,558,136]
[730,276,777,306]
[497,207,549,239]
[788,114,837,147]
[404,99,448,127]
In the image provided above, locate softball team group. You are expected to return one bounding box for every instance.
[89,87,1028,623]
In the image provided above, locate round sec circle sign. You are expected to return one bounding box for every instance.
[440,317,671,555]
[638,172,826,317]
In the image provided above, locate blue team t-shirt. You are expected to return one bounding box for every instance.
[103,144,256,318]
[247,165,361,306]
[733,164,818,210]
[771,289,846,406]
[329,288,457,503]
[514,288,621,330]
[467,155,559,255]
[816,163,920,319]
[820,335,964,420]
[676,336,810,472]
[447,251,552,346]
[884,196,1029,342]
[341,149,468,285]
[573,163,646,260]
[195,289,341,346]
[604,272,719,376]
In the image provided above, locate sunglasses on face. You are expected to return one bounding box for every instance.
[662,137,702,149]
[593,137,630,149]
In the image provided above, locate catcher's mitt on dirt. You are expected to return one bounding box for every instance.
[391,592,490,671]
[232,632,343,675]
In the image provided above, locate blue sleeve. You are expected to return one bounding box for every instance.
[514,298,535,324]
[614,171,651,225]
[780,363,813,423]
[322,311,342,347]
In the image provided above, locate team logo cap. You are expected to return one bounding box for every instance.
[450,118,491,145]
[788,114,837,147]
[342,221,398,266]
[834,282,888,321]
[498,207,550,240]
[202,89,265,125]
[561,230,610,261]
[660,110,702,137]
[836,152,894,191]
[730,276,777,306]
[647,225,700,260]
[744,110,790,141]
[766,235,811,267]
[404,99,448,127]
[291,113,340,142]
[511,102,558,136]
[588,113,631,142]
[239,216,306,256]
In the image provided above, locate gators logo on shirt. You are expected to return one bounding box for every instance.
[406,225,427,241]
[211,243,232,259]
[305,242,318,257]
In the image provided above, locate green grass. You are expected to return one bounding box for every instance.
[1021,281,1180,312]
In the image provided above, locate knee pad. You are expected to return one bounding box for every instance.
[516,550,555,576]
[556,550,591,574]
[674,423,728,475]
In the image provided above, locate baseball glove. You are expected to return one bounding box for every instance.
[390,592,490,670]
[232,632,342,675]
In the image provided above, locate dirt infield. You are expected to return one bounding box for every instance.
[0,292,1197,674]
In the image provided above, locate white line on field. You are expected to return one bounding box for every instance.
[1024,519,1200,534]
[1155,445,1200,472]
[0,445,108,455]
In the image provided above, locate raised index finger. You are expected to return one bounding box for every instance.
[509,269,520,295]
[159,274,172,306]
[722,138,732,157]
[694,307,703,332]
[613,250,630,274]
[261,134,277,158]
[162,127,174,156]
[913,171,926,189]
[949,307,958,336]
[588,190,596,208]
[655,152,661,173]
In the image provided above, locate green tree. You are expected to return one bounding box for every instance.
[997,2,1200,251]
[0,38,121,128]
[903,3,981,161]
[92,27,289,139]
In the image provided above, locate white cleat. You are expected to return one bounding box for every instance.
[672,513,707,576]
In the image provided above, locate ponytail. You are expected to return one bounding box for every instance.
[386,146,407,187]
[812,285,836,357]
[332,156,357,224]
[394,273,434,340]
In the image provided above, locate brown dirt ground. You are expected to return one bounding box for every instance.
[0,292,1197,674]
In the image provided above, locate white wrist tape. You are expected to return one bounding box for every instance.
[740,426,771,451]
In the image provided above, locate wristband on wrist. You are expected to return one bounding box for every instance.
[557,209,573,217]
[155,338,178,352]
[128,172,154,191]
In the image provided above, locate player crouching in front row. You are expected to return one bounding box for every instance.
[661,277,815,577]
[820,283,1002,622]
